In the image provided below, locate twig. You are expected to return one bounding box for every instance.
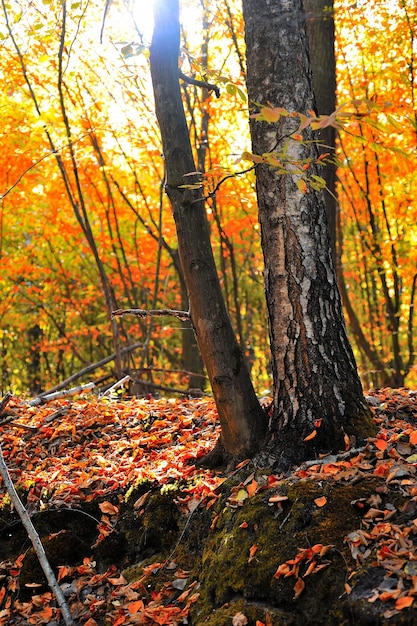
[126,377,209,398]
[0,444,74,625]
[37,342,143,397]
[0,421,37,432]
[112,308,191,321]
[179,70,220,97]
[29,382,95,406]
[102,374,131,396]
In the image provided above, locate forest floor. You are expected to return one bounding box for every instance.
[1,388,417,625]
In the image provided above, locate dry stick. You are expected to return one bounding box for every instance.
[0,445,74,625]
[112,308,191,322]
[132,378,208,397]
[102,374,131,397]
[29,382,95,406]
[37,341,143,397]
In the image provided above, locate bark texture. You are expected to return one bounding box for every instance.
[304,0,337,265]
[150,0,267,461]
[242,0,375,465]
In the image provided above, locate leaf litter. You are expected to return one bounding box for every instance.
[0,387,417,623]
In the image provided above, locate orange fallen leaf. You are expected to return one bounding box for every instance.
[268,494,289,503]
[409,431,417,446]
[304,560,317,576]
[239,521,249,529]
[293,577,305,599]
[247,479,259,497]
[374,438,388,451]
[273,562,291,578]
[396,595,414,610]
[99,500,119,515]
[248,544,258,562]
[303,429,317,442]
[108,574,127,585]
[314,496,327,507]
[128,600,144,614]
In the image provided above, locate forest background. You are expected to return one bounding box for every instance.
[0,0,416,397]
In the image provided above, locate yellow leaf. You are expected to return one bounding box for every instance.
[296,178,308,194]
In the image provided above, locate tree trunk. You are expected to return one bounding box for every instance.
[304,0,337,266]
[242,0,375,466]
[150,0,267,462]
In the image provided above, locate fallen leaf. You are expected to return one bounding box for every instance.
[128,600,144,614]
[293,577,305,599]
[268,494,289,503]
[396,595,414,610]
[303,429,317,442]
[247,479,259,497]
[232,612,248,626]
[314,496,327,507]
[248,544,258,562]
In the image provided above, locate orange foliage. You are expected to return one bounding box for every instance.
[336,0,417,387]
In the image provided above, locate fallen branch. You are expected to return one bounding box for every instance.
[29,382,95,406]
[36,342,143,397]
[0,445,74,625]
[132,366,207,381]
[128,377,208,397]
[102,374,131,397]
[112,308,191,322]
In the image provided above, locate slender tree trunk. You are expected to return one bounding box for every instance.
[304,0,337,266]
[150,0,267,462]
[242,0,375,466]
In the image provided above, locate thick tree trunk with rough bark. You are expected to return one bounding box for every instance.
[150,0,267,462]
[242,0,375,465]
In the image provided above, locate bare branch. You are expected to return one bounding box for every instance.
[179,70,220,98]
[0,445,74,625]
[29,382,95,407]
[112,308,191,322]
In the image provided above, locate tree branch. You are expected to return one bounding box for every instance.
[112,308,191,322]
[0,445,74,625]
[179,70,220,98]
[29,382,95,407]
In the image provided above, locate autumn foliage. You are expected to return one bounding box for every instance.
[0,0,416,394]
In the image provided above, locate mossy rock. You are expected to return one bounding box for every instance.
[186,474,416,625]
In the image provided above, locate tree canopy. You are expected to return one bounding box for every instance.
[0,0,416,396]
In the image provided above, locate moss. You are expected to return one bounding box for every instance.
[190,474,396,625]
[199,599,297,626]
